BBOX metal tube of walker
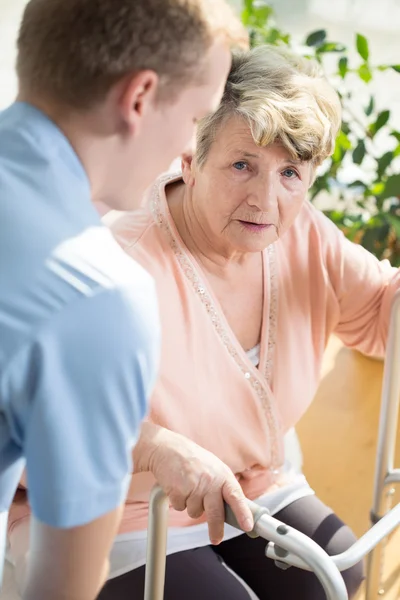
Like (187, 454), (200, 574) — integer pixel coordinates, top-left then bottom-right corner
(144, 489), (349, 600)
(265, 502), (400, 572)
(144, 486), (169, 600)
(225, 502), (348, 600)
(366, 291), (400, 599)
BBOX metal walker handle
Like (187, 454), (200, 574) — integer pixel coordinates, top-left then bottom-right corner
(266, 502), (400, 573)
(144, 487), (348, 600)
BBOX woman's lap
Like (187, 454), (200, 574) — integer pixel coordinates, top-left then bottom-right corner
(97, 545), (253, 600)
(97, 495), (364, 600)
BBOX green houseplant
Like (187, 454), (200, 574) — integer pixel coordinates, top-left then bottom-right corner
(240, 0), (400, 265)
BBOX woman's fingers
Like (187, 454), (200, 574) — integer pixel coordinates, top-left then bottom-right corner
(168, 492), (189, 512)
(148, 427), (253, 541)
(185, 495), (205, 520)
(203, 491), (225, 545)
(222, 479), (253, 532)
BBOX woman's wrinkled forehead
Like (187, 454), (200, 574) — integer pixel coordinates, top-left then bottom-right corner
(204, 115), (310, 166)
(212, 116), (256, 154)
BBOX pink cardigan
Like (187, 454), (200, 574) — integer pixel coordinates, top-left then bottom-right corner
(112, 173), (400, 533)
(8, 172), (400, 536)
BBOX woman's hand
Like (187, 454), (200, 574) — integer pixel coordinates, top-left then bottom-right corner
(134, 423), (254, 545)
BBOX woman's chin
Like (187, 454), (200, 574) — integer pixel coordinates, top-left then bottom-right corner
(235, 230), (278, 252)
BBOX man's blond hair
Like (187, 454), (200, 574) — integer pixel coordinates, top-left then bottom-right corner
(196, 45), (342, 168)
(17, 0), (247, 110)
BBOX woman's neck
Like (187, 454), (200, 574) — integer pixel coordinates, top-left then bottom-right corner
(167, 181), (254, 276)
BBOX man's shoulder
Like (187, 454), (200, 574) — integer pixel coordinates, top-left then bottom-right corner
(0, 221), (157, 371)
(50, 222), (155, 290)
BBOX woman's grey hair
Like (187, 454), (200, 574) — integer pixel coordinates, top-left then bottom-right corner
(195, 45), (342, 168)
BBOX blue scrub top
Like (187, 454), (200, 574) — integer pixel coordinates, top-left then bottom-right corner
(0, 102), (160, 528)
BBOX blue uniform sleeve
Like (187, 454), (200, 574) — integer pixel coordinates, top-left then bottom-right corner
(6, 285), (159, 528)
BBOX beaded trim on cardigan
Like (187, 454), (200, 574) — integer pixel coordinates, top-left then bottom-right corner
(149, 173), (283, 470)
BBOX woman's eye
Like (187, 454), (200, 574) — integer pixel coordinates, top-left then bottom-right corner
(233, 161), (248, 171)
(282, 168), (298, 179)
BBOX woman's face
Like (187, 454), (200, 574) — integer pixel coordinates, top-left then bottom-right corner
(186, 116), (312, 254)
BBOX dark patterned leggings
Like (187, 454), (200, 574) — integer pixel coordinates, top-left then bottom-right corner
(97, 495), (365, 600)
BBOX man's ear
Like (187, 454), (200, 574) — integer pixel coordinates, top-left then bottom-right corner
(181, 152), (195, 187)
(120, 70), (159, 133)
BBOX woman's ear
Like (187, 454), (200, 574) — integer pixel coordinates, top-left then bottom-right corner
(119, 70), (159, 134)
(181, 152), (195, 187)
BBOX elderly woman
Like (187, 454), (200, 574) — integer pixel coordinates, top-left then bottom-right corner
(9, 46), (400, 599)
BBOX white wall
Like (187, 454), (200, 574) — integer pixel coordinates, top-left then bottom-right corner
(0, 0), (28, 108)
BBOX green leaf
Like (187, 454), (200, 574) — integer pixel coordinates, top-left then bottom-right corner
(274, 29), (290, 44)
(391, 131), (400, 143)
(377, 151), (394, 178)
(338, 130), (352, 149)
(248, 29), (257, 47)
(241, 0), (254, 23)
(338, 57), (348, 78)
(323, 210), (346, 226)
(306, 29), (327, 47)
(391, 65), (400, 73)
(352, 140), (366, 165)
(265, 28), (280, 44)
(310, 173), (331, 201)
(379, 174), (400, 201)
(341, 121), (350, 135)
(253, 5), (273, 23)
(394, 144), (400, 158)
(369, 110), (390, 137)
(365, 96), (374, 116)
(356, 33), (369, 61)
(370, 182), (385, 196)
(358, 63), (372, 83)
(361, 223), (390, 256)
(331, 130), (351, 163)
(243, 1), (273, 28)
(241, 7), (250, 25)
(316, 42), (346, 53)
(265, 27), (289, 44)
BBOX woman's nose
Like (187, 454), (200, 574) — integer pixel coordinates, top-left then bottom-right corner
(249, 176), (278, 211)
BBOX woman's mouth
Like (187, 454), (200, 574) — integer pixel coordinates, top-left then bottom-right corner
(237, 220), (272, 233)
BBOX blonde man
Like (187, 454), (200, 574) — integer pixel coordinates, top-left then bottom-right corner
(0, 1), (252, 599)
